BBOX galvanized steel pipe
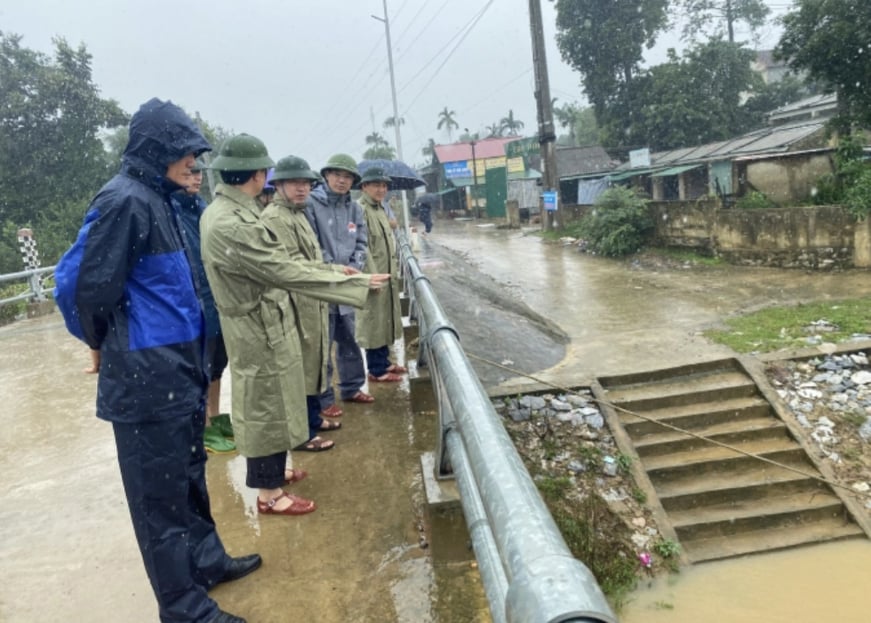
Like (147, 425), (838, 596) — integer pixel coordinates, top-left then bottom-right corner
(399, 236), (615, 623)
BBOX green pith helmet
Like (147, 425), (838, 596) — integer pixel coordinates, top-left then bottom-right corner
(272, 155), (319, 183)
(210, 133), (274, 171)
(360, 167), (391, 185)
(320, 153), (361, 184)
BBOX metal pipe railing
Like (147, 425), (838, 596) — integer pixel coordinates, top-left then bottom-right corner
(0, 266), (54, 306)
(398, 235), (615, 623)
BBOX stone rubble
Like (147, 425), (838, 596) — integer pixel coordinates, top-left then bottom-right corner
(767, 352), (871, 515)
(493, 390), (664, 567)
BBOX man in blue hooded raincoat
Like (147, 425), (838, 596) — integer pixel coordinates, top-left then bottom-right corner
(54, 98), (257, 623)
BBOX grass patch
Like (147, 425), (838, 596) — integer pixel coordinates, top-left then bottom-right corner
(647, 246), (723, 266)
(550, 498), (639, 606)
(631, 486), (648, 504)
(537, 475), (572, 502)
(537, 219), (586, 241)
(0, 283), (29, 325)
(704, 298), (871, 353)
(839, 410), (868, 429)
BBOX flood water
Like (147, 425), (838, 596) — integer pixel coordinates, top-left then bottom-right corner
(4, 220), (871, 622)
(425, 221), (871, 623)
(621, 540), (871, 622)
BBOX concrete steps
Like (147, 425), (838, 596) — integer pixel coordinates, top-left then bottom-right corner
(598, 358), (865, 564)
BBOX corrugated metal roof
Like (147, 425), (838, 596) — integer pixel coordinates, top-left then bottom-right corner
(608, 167), (664, 181)
(433, 137), (520, 163)
(731, 122), (824, 154)
(650, 164), (703, 177)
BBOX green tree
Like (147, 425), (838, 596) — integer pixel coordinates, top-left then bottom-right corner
(573, 106), (601, 146)
(679, 0), (771, 43)
(777, 0), (871, 132)
(190, 112), (232, 201)
(437, 107), (459, 141)
(579, 186), (653, 256)
(383, 115), (405, 129)
(363, 132), (395, 160)
(421, 137), (437, 163)
(601, 40), (762, 151)
(741, 75), (809, 128)
(485, 123), (504, 138)
(0, 33), (128, 271)
(499, 109), (525, 137)
(553, 0), (670, 121)
(554, 101), (581, 145)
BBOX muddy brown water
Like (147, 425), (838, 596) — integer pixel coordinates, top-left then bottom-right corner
(4, 220), (871, 621)
(425, 221), (871, 622)
(621, 540), (871, 622)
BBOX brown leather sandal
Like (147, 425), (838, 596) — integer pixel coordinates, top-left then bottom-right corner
(368, 372), (402, 383)
(320, 404), (344, 418)
(284, 468), (308, 485)
(293, 436), (335, 452)
(257, 492), (316, 515)
(344, 390), (375, 403)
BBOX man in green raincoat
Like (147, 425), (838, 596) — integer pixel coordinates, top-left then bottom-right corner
(356, 167), (406, 382)
(200, 135), (389, 516)
(260, 156), (344, 445)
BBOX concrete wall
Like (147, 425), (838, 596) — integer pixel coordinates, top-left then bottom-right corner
(649, 200), (718, 251)
(716, 205), (855, 269)
(743, 153), (834, 204)
(644, 201), (868, 270)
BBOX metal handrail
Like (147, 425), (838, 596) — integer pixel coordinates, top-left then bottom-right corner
(0, 266), (54, 306)
(397, 233), (616, 623)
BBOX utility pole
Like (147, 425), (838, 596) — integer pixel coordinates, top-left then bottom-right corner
(372, 0), (411, 234)
(528, 0), (559, 231)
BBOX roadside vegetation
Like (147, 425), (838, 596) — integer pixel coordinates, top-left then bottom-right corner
(704, 298), (871, 353)
(539, 187), (653, 258)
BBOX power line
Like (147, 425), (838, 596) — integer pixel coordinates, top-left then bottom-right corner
(294, 34), (388, 149)
(392, 0), (438, 51)
(401, 0), (496, 114)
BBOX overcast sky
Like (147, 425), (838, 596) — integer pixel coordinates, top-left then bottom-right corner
(0, 0), (788, 170)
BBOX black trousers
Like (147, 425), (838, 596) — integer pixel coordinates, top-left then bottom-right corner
(246, 451), (287, 489)
(113, 411), (228, 623)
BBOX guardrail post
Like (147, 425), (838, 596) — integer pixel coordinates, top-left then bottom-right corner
(17, 228), (46, 301)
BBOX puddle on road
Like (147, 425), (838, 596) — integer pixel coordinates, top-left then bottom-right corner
(620, 539), (871, 623)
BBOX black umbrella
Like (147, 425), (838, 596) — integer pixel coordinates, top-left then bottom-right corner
(357, 158), (425, 191)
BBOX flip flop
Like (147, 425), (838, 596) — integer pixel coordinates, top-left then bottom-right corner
(284, 468), (308, 484)
(293, 436), (335, 452)
(344, 391), (375, 403)
(318, 419), (342, 432)
(387, 363), (408, 374)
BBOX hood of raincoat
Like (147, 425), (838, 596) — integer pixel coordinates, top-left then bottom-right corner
(122, 98), (211, 175)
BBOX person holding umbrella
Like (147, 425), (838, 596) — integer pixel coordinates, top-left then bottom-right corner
(356, 166), (407, 382)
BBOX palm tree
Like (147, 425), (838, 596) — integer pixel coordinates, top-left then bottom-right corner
(365, 131), (389, 147)
(499, 109), (525, 137)
(383, 115), (405, 129)
(485, 123), (503, 138)
(421, 137), (437, 163)
(437, 107), (459, 142)
(553, 102), (581, 146)
(363, 143), (396, 160)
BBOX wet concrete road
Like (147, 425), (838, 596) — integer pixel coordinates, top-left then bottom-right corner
(423, 219), (871, 388)
(0, 316), (452, 622)
(4, 219), (871, 622)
